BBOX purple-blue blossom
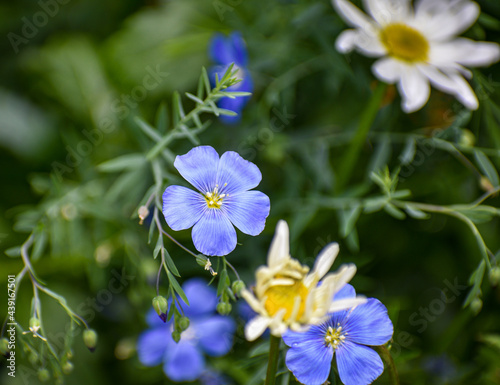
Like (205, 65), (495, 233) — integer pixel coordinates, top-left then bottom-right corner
(209, 32), (253, 124)
(162, 146), (270, 256)
(137, 279), (236, 382)
(283, 284), (393, 385)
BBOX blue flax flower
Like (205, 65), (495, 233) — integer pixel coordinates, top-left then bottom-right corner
(162, 146), (270, 256)
(283, 284), (393, 385)
(209, 32), (253, 124)
(137, 279), (236, 382)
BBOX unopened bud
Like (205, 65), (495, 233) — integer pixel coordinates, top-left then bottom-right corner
(62, 361), (74, 374)
(196, 254), (208, 267)
(470, 297), (483, 315)
(83, 329), (98, 352)
(231, 280), (245, 295)
(29, 317), (41, 333)
(38, 369), (50, 382)
(459, 129), (475, 147)
(489, 267), (500, 286)
(138, 205), (150, 225)
(0, 338), (9, 357)
(152, 296), (168, 322)
(29, 352), (38, 365)
(217, 302), (232, 315)
(172, 330), (181, 343)
(178, 317), (190, 332)
(480, 176), (494, 192)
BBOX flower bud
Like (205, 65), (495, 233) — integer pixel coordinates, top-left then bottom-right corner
(217, 302), (232, 315)
(152, 296), (168, 322)
(0, 338), (9, 357)
(83, 329), (98, 352)
(178, 316), (190, 332)
(480, 176), (494, 192)
(138, 206), (150, 225)
(231, 280), (245, 295)
(29, 317), (41, 333)
(196, 254), (208, 267)
(29, 352), (38, 365)
(62, 361), (74, 374)
(470, 297), (483, 315)
(38, 368), (50, 382)
(172, 330), (181, 343)
(489, 267), (500, 287)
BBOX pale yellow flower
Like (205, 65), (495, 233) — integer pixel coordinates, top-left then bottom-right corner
(241, 220), (365, 341)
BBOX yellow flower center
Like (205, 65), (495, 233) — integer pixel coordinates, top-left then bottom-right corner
(325, 324), (346, 349)
(264, 281), (309, 321)
(380, 23), (429, 63)
(204, 184), (226, 209)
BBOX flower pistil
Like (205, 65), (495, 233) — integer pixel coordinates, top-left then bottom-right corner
(380, 23), (429, 63)
(204, 184), (227, 209)
(324, 323), (347, 349)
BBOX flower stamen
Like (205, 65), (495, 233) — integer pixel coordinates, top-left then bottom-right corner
(325, 325), (346, 349)
(380, 23), (429, 63)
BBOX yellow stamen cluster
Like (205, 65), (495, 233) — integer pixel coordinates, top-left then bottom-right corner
(380, 23), (429, 63)
(325, 323), (346, 349)
(204, 184), (227, 209)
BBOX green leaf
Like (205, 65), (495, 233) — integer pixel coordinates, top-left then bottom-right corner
(479, 334), (500, 351)
(399, 137), (416, 165)
(463, 260), (485, 307)
(405, 204), (430, 219)
(153, 235), (162, 259)
(217, 108), (238, 117)
(5, 246), (21, 257)
(164, 248), (180, 277)
(155, 102), (169, 134)
(97, 153), (146, 173)
(185, 92), (204, 105)
(217, 269), (229, 297)
(148, 217), (157, 245)
(168, 271), (189, 305)
(474, 150), (499, 187)
(339, 204), (362, 238)
(455, 206), (496, 224)
(172, 91), (184, 125)
(32, 230), (48, 261)
(201, 67), (212, 95)
(384, 203), (406, 220)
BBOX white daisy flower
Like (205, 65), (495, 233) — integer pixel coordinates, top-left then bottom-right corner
(241, 220), (366, 341)
(333, 0), (500, 112)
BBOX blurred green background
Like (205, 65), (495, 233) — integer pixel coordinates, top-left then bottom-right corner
(1, 0), (500, 384)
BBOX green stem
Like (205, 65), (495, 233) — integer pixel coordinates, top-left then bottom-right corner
(374, 345), (399, 385)
(336, 82), (387, 192)
(265, 335), (281, 385)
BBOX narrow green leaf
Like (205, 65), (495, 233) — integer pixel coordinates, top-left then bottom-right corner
(339, 205), (362, 238)
(384, 203), (406, 220)
(405, 204), (430, 219)
(148, 217), (157, 244)
(464, 260), (485, 307)
(168, 271), (189, 305)
(217, 108), (238, 117)
(201, 67), (212, 95)
(5, 246), (21, 257)
(399, 137), (416, 165)
(197, 72), (205, 100)
(217, 269), (228, 296)
(97, 154), (146, 173)
(192, 113), (203, 128)
(474, 150), (499, 187)
(185, 92), (204, 105)
(164, 248), (180, 277)
(32, 230), (48, 261)
(153, 235), (162, 260)
(155, 103), (169, 134)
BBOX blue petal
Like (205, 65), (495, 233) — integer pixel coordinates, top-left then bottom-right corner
(137, 327), (171, 366)
(174, 146), (219, 193)
(333, 283), (356, 300)
(162, 185), (205, 230)
(164, 341), (205, 382)
(343, 298), (393, 346)
(182, 278), (218, 318)
(228, 32), (248, 66)
(224, 191), (270, 236)
(209, 32), (248, 66)
(196, 316), (236, 356)
(284, 325), (333, 385)
(216, 151), (262, 195)
(192, 209), (237, 256)
(336, 341), (384, 385)
(209, 33), (234, 65)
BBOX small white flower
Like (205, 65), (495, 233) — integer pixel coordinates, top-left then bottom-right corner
(241, 220), (365, 341)
(333, 0), (500, 112)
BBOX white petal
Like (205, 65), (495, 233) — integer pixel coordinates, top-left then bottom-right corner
(372, 57), (404, 83)
(363, 0), (411, 25)
(267, 220), (290, 268)
(431, 39), (500, 68)
(241, 289), (265, 314)
(328, 296), (367, 312)
(415, 0), (479, 41)
(310, 243), (339, 280)
(333, 0), (376, 31)
(245, 316), (271, 341)
(419, 65), (479, 110)
(331, 264), (357, 293)
(397, 64), (431, 113)
(336, 29), (386, 57)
